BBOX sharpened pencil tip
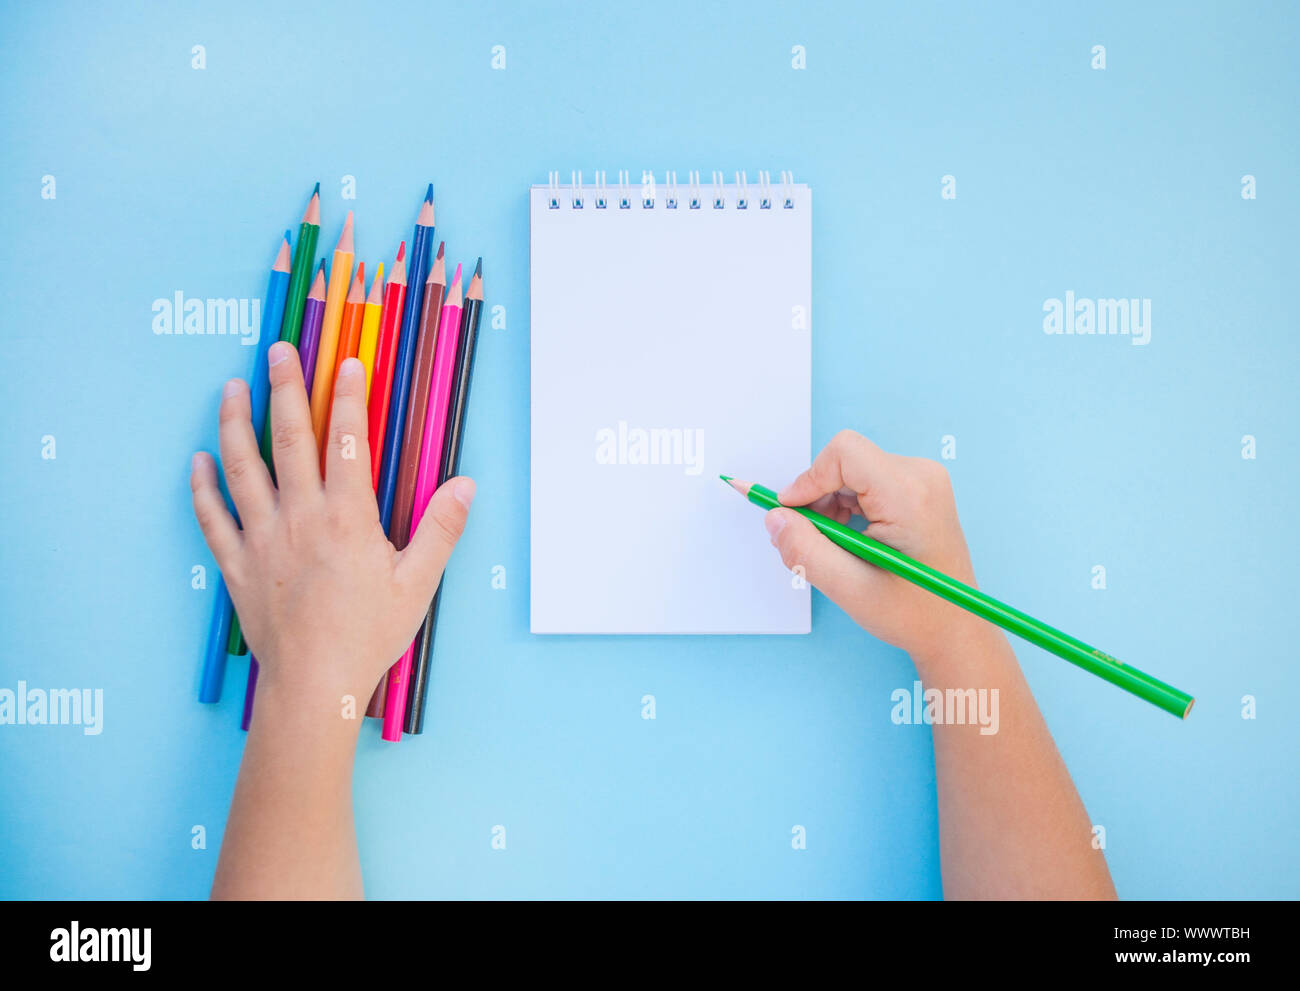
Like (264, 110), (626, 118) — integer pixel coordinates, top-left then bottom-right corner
(435, 241), (445, 260)
(337, 211), (355, 252)
(273, 235), (292, 272)
(397, 240), (406, 261)
(720, 475), (732, 484)
(313, 181), (320, 195)
(473, 257), (482, 278)
(425, 182), (433, 202)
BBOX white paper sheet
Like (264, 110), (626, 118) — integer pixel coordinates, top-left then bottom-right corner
(530, 181), (811, 634)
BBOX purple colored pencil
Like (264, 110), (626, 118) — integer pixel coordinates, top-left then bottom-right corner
(241, 659), (259, 731)
(298, 261), (328, 390)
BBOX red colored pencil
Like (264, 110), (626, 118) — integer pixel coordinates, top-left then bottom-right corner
(367, 242), (408, 491)
(364, 246), (407, 718)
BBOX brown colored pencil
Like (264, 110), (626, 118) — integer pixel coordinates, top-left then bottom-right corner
(390, 242), (447, 551)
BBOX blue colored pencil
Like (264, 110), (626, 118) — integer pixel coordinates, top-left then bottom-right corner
(375, 184), (434, 533)
(199, 232), (292, 703)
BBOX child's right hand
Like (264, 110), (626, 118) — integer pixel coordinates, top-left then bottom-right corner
(763, 430), (985, 665)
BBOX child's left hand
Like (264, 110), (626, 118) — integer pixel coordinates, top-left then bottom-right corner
(190, 341), (475, 714)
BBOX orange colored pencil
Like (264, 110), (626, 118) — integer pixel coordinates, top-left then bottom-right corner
(336, 262), (366, 368)
(320, 262), (367, 474)
(367, 242), (408, 491)
(309, 212), (355, 449)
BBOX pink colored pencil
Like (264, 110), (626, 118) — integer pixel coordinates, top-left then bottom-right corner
(381, 265), (463, 742)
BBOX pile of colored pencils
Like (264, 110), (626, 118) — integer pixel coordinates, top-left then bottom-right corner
(198, 183), (486, 742)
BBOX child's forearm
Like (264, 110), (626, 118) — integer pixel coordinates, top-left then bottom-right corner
(913, 611), (1117, 900)
(194, 350), (472, 900)
(210, 679), (364, 900)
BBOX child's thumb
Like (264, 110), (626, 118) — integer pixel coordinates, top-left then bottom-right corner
(399, 476), (476, 595)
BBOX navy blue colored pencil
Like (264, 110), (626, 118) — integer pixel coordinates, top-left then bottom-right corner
(374, 185), (434, 533)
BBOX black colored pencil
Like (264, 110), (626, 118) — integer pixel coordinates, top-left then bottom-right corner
(405, 259), (484, 734)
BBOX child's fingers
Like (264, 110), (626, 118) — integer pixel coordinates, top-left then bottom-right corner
(265, 342), (322, 504)
(778, 429), (896, 509)
(191, 451), (242, 572)
(397, 477), (475, 596)
(759, 504), (894, 613)
(324, 359), (377, 513)
(765, 506), (888, 610)
(217, 378), (275, 526)
(806, 491), (852, 524)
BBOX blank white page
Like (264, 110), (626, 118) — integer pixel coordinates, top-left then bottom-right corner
(530, 181), (811, 634)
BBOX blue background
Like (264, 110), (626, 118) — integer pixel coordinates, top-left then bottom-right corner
(1, 0), (1296, 899)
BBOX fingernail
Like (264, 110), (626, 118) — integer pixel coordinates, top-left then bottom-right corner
(268, 342), (291, 367)
(191, 452), (203, 473)
(340, 357), (362, 379)
(452, 478), (476, 509)
(222, 379), (242, 399)
(764, 510), (786, 542)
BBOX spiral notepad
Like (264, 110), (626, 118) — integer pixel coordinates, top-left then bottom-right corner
(530, 170), (811, 634)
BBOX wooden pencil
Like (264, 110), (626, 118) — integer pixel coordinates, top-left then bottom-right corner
(320, 263), (367, 474)
(240, 652), (260, 731)
(297, 261), (328, 396)
(384, 263), (462, 740)
(375, 186), (435, 534)
(231, 185), (319, 656)
(277, 185), (321, 350)
(439, 261), (483, 485)
(357, 262), (385, 401)
(363, 246), (410, 721)
(199, 231), (291, 703)
(390, 242), (446, 556)
(241, 260), (325, 728)
(367, 243), (408, 491)
(406, 259), (483, 735)
(309, 212), (356, 449)
(337, 262), (367, 368)
(722, 478), (1196, 718)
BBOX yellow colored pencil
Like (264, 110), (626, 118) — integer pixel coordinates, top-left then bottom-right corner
(309, 211), (355, 447)
(358, 261), (385, 401)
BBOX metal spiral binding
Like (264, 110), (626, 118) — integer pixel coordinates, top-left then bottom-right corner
(546, 171), (797, 209)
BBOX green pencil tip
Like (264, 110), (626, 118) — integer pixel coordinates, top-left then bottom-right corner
(719, 474), (733, 484)
(312, 181), (320, 196)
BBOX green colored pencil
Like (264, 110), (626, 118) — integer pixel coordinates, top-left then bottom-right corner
(722, 476), (1194, 719)
(228, 184), (322, 656)
(260, 184), (320, 461)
